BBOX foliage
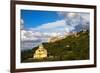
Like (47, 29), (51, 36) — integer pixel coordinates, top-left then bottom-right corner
(21, 30), (89, 62)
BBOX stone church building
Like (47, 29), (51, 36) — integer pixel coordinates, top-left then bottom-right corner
(33, 44), (47, 59)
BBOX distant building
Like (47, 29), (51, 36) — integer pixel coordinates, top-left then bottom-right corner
(82, 29), (87, 33)
(67, 31), (79, 37)
(33, 44), (47, 59)
(48, 35), (67, 43)
(48, 36), (58, 42)
(72, 32), (79, 37)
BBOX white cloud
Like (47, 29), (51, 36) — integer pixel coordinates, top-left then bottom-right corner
(30, 19), (74, 33)
(67, 12), (78, 18)
(80, 13), (90, 22)
(58, 12), (89, 21)
(21, 19), (24, 29)
(21, 30), (43, 50)
(21, 29), (43, 41)
(57, 12), (90, 31)
(33, 20), (66, 30)
(21, 40), (42, 50)
(21, 19), (24, 24)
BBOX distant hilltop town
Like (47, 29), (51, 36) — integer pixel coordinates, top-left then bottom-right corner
(47, 31), (81, 43)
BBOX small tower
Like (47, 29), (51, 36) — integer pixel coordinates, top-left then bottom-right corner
(33, 44), (47, 59)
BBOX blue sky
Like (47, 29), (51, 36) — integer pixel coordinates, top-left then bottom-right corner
(21, 10), (63, 29)
(21, 10), (89, 33)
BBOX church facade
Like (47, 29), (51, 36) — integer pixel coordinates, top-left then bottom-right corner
(33, 44), (47, 59)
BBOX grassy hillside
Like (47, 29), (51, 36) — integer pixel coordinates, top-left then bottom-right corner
(21, 30), (89, 62)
